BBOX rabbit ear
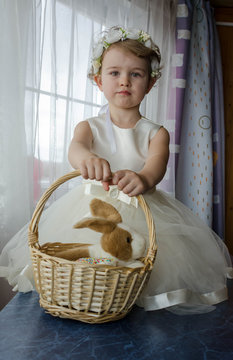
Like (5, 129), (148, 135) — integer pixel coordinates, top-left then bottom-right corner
(73, 218), (117, 234)
(90, 199), (122, 223)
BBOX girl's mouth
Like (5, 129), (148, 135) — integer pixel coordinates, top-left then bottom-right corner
(118, 91), (131, 95)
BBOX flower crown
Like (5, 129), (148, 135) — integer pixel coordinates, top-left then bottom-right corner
(89, 26), (162, 80)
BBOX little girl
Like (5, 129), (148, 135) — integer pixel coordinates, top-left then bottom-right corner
(0, 26), (232, 315)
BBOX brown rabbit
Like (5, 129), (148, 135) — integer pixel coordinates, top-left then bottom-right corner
(48, 198), (146, 265)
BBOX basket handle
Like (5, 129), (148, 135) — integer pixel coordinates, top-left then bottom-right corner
(28, 169), (157, 269)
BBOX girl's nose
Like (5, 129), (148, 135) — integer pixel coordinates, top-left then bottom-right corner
(120, 74), (130, 87)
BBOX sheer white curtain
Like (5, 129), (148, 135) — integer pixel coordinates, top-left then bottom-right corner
(0, 0), (177, 251)
(0, 0), (32, 250)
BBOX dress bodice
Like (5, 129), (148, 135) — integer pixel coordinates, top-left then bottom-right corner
(86, 113), (161, 172)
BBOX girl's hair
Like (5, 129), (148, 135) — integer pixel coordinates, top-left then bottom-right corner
(88, 26), (162, 81)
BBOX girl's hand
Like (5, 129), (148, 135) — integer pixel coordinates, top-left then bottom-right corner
(112, 170), (148, 197)
(79, 156), (112, 182)
(69, 121), (112, 183)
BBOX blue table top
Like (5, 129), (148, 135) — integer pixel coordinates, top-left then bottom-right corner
(0, 281), (233, 360)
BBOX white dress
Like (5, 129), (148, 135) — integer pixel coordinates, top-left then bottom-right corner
(1, 113), (232, 315)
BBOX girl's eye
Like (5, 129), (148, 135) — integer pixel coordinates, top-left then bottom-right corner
(110, 71), (119, 76)
(131, 72), (141, 77)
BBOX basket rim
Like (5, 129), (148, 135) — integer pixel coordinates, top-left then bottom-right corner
(28, 169), (157, 270)
(31, 245), (146, 272)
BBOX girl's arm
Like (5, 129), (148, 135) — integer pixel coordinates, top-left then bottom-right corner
(111, 127), (170, 196)
(68, 121), (112, 181)
(139, 127), (170, 188)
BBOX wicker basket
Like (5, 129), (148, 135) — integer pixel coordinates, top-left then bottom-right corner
(28, 170), (157, 323)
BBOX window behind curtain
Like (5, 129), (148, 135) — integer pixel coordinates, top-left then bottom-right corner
(25, 0), (106, 205)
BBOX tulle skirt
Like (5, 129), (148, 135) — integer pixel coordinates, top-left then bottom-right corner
(1, 180), (232, 315)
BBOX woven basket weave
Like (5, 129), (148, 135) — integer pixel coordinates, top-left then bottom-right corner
(28, 170), (157, 323)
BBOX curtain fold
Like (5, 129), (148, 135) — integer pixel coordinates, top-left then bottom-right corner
(175, 0), (225, 238)
(206, 2), (225, 239)
(0, 0), (33, 250)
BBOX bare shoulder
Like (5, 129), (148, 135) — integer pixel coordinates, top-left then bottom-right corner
(151, 126), (170, 145)
(73, 120), (92, 140)
(74, 120), (91, 132)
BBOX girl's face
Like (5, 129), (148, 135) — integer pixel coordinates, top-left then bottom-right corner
(95, 46), (155, 112)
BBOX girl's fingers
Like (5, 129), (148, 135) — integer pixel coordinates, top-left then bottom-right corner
(80, 164), (88, 179)
(127, 184), (144, 197)
(112, 170), (126, 185)
(95, 163), (111, 182)
(102, 181), (111, 191)
(102, 162), (112, 181)
(121, 182), (136, 195)
(126, 188), (138, 197)
(94, 168), (145, 196)
(117, 177), (130, 191)
(117, 171), (136, 190)
(82, 158), (111, 181)
(87, 164), (95, 179)
(95, 165), (103, 181)
(114, 171), (145, 196)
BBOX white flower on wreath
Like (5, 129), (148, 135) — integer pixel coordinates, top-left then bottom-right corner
(144, 39), (152, 48)
(151, 58), (159, 71)
(104, 28), (124, 46)
(93, 42), (104, 59)
(92, 59), (101, 74)
(150, 57), (160, 78)
(140, 31), (151, 43)
(127, 29), (141, 40)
